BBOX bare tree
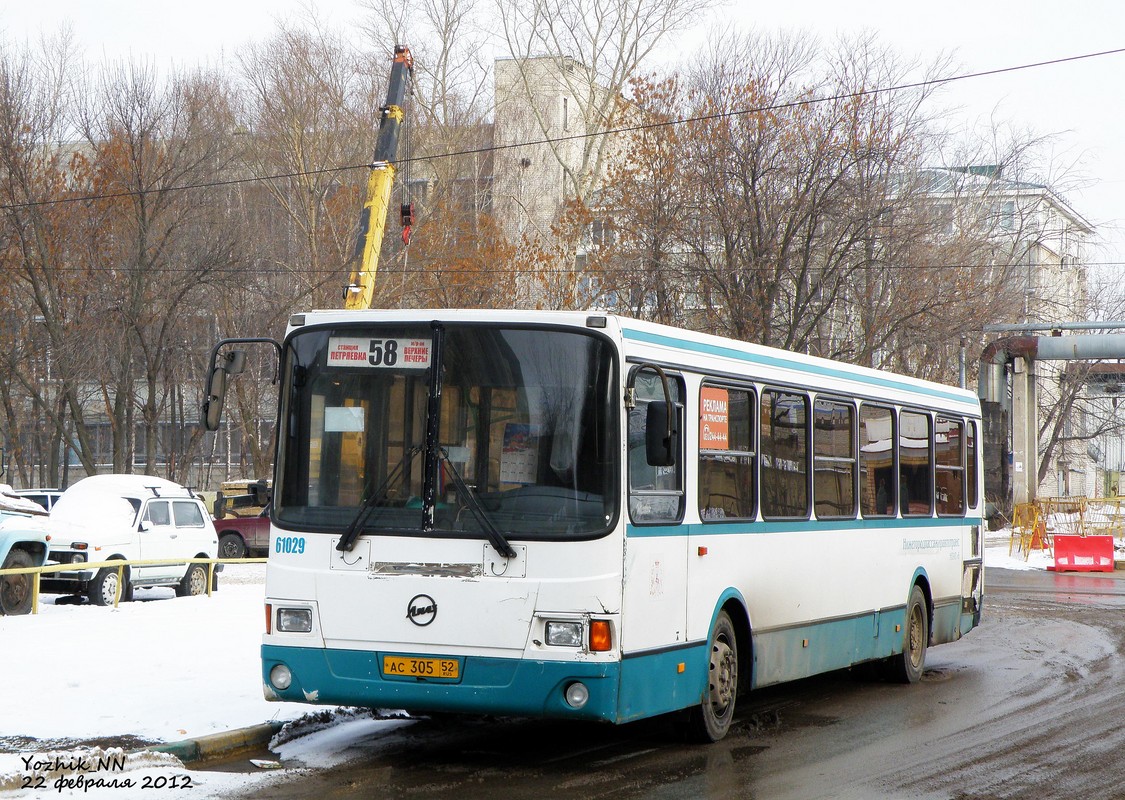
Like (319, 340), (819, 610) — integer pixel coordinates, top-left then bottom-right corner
(0, 31), (99, 483)
(73, 61), (241, 475)
(227, 21), (384, 478)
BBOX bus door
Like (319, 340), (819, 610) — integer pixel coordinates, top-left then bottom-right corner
(622, 369), (688, 658)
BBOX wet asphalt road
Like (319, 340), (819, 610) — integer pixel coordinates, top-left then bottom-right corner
(240, 567), (1125, 800)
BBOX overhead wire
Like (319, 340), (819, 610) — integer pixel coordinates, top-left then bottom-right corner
(16, 258), (1125, 276)
(1, 46), (1123, 214)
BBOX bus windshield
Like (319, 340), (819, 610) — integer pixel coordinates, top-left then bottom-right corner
(275, 324), (618, 541)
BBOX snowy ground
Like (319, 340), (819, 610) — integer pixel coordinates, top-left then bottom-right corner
(0, 533), (1112, 799)
(0, 564), (414, 799)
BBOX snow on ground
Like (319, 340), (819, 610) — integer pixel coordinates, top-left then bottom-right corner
(0, 564), (415, 799)
(0, 532), (1113, 798)
(984, 530), (1056, 571)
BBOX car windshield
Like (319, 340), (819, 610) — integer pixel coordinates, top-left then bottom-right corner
(275, 323), (618, 541)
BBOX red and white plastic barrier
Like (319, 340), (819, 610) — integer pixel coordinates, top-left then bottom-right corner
(1051, 535), (1115, 572)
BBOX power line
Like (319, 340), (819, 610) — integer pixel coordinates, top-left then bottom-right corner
(13, 258), (1125, 277)
(1, 46), (1123, 213)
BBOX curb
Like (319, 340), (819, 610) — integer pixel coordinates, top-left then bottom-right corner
(142, 721), (285, 764)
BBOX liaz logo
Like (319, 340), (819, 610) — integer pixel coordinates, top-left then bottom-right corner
(406, 594), (437, 626)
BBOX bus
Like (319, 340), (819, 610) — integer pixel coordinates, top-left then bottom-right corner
(217, 309), (983, 742)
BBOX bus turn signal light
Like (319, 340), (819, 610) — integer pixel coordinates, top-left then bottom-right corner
(265, 604), (273, 635)
(589, 620), (612, 652)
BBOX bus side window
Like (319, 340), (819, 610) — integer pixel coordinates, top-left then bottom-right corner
(935, 416), (965, 516)
(628, 371), (684, 524)
(899, 410), (933, 517)
(860, 404), (895, 517)
(699, 384), (755, 521)
(760, 390), (809, 519)
(813, 398), (857, 519)
(966, 420), (979, 510)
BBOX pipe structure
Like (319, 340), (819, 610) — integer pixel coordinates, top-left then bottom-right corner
(978, 336), (1035, 402)
(978, 333), (1125, 509)
(984, 321), (1125, 333)
(978, 334), (1125, 401)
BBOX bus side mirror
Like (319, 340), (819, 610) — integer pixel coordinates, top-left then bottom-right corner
(645, 401), (678, 467)
(201, 349), (247, 432)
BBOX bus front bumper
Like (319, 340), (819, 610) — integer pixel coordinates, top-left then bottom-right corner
(262, 643), (622, 722)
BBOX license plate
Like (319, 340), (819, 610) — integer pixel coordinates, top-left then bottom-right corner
(383, 655), (460, 679)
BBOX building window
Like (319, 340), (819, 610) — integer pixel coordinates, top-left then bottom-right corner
(590, 218), (616, 248)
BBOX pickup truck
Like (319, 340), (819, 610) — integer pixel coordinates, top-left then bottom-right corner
(214, 508), (269, 559)
(0, 485), (52, 615)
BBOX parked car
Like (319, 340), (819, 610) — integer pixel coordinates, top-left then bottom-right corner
(11, 488), (64, 513)
(41, 475), (221, 606)
(214, 507), (270, 559)
(213, 478), (272, 559)
(0, 485), (50, 615)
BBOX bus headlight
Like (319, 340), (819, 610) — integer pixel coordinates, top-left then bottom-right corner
(545, 621), (583, 647)
(564, 682), (589, 709)
(277, 608), (313, 633)
(270, 664), (293, 691)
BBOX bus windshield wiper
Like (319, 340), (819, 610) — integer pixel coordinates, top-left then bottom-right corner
(439, 448), (518, 560)
(336, 446), (421, 552)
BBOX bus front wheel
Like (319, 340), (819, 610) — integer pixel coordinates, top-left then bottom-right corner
(681, 609), (738, 742)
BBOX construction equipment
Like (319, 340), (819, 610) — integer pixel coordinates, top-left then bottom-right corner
(343, 45), (414, 310)
(1009, 502), (1046, 560)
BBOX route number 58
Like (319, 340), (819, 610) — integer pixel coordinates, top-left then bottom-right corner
(368, 339), (399, 366)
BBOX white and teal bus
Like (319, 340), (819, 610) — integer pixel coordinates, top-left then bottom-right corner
(215, 310), (982, 742)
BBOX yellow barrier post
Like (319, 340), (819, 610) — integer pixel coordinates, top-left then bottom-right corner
(1, 557), (267, 613)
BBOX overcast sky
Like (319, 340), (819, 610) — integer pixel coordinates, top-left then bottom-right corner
(4, 0), (1125, 268)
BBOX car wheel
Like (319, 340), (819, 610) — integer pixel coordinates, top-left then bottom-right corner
(89, 565), (125, 607)
(0, 549), (35, 615)
(176, 564), (208, 597)
(218, 533), (246, 560)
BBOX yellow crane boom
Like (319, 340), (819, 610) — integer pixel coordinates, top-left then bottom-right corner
(344, 45), (414, 310)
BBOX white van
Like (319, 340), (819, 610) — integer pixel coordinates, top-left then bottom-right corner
(41, 475), (220, 606)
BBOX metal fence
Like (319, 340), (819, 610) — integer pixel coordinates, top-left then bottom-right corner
(0, 556), (267, 614)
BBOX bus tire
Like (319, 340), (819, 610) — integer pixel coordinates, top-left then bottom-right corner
(889, 585), (929, 683)
(682, 609), (738, 742)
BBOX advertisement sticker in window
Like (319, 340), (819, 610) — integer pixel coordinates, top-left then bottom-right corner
(700, 387), (730, 450)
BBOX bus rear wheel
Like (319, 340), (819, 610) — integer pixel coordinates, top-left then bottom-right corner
(887, 585), (929, 683)
(681, 609), (738, 742)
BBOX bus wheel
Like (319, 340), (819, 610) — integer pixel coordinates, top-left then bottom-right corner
(889, 585), (929, 683)
(682, 609), (738, 742)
